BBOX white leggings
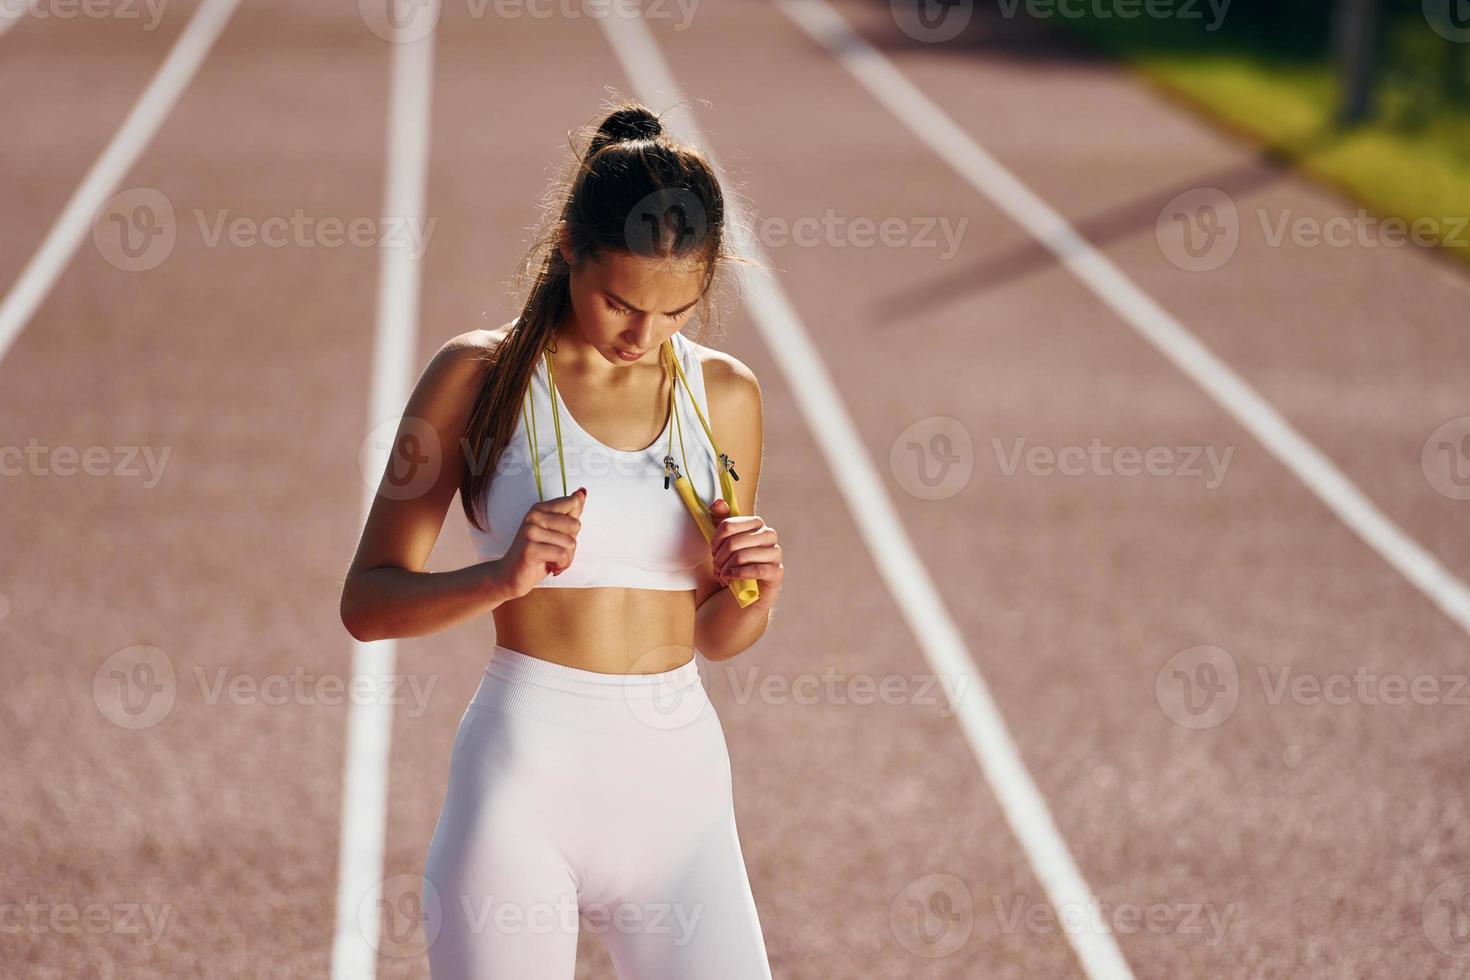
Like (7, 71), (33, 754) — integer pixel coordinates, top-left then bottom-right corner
(421, 644), (773, 979)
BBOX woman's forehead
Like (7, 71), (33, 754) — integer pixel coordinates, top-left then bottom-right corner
(593, 252), (706, 308)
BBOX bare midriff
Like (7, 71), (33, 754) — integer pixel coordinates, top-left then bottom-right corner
(491, 586), (699, 674)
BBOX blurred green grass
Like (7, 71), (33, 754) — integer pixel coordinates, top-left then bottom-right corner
(1053, 6), (1470, 262)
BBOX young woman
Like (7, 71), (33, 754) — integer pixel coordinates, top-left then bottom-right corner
(339, 101), (782, 978)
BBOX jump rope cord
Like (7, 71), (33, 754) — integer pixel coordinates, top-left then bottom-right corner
(662, 337), (725, 467)
(520, 335), (759, 607)
(521, 346), (569, 502)
(521, 336), (717, 505)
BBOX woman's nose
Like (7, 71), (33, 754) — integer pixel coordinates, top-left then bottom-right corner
(623, 320), (655, 348)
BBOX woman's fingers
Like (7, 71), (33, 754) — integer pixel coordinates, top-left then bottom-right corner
(718, 561), (782, 585)
(523, 522), (578, 549)
(711, 526), (778, 570)
(527, 509), (582, 537)
(528, 540), (574, 574)
(716, 544), (781, 578)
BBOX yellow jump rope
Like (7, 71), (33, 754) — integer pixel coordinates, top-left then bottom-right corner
(522, 337), (760, 608)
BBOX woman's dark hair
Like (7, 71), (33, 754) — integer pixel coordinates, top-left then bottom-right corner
(458, 96), (757, 531)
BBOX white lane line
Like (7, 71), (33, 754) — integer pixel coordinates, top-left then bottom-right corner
(0, 0), (33, 40)
(0, 0), (240, 365)
(329, 12), (438, 980)
(773, 0), (1470, 637)
(597, 10), (1136, 980)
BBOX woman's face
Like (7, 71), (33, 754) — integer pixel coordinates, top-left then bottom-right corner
(560, 240), (706, 367)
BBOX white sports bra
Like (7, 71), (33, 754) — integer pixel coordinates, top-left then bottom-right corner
(467, 328), (724, 591)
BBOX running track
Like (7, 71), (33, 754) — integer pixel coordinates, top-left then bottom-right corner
(3, 2), (1469, 978)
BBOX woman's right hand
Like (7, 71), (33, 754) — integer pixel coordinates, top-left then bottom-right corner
(490, 487), (587, 600)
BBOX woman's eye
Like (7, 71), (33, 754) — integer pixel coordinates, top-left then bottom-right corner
(606, 300), (690, 321)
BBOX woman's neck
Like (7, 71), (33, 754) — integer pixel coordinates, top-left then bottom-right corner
(549, 314), (665, 390)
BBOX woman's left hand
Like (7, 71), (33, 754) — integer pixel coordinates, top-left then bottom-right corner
(708, 498), (783, 607)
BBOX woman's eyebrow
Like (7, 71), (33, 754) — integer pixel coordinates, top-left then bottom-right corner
(604, 290), (700, 316)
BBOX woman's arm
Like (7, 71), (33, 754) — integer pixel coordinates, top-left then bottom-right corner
(693, 352), (783, 662)
(339, 328), (519, 642)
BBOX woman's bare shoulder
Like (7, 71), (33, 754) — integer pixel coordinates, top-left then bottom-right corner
(685, 335), (764, 512)
(406, 323), (510, 419)
(440, 321), (511, 360)
(685, 334), (760, 405)
(427, 322), (512, 379)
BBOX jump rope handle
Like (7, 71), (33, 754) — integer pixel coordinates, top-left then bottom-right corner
(715, 464), (761, 609)
(662, 341), (761, 609)
(671, 470), (761, 609)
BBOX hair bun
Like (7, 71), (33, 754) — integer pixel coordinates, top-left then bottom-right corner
(592, 105), (662, 150)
